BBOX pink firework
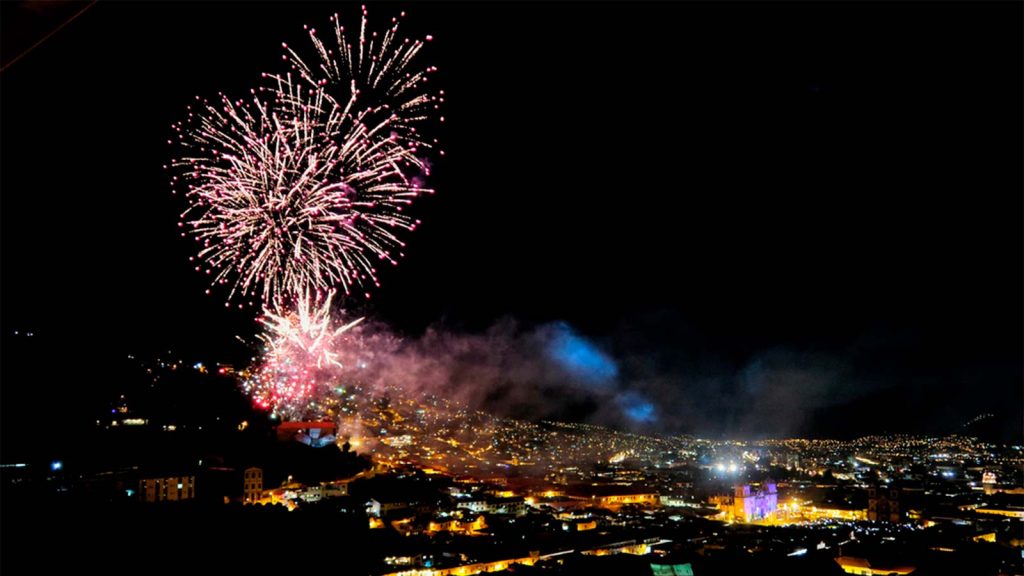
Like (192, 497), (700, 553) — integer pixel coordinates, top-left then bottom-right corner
(169, 9), (440, 307)
(171, 74), (429, 306)
(280, 5), (443, 160)
(242, 290), (365, 419)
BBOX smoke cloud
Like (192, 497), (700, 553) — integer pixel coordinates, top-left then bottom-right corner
(327, 315), (888, 438)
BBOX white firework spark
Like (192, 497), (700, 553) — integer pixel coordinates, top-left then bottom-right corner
(171, 72), (428, 306)
(241, 290), (366, 419)
(281, 5), (443, 159)
(259, 290), (365, 371)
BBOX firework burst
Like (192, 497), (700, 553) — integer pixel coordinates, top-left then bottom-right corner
(259, 290), (365, 371)
(171, 77), (429, 306)
(280, 6), (443, 158)
(170, 8), (439, 307)
(170, 8), (441, 424)
(242, 290), (366, 418)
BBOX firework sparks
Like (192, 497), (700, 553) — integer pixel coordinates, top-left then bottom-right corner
(242, 290), (367, 419)
(170, 8), (441, 426)
(281, 6), (443, 158)
(259, 291), (364, 371)
(170, 8), (439, 307)
(171, 79), (427, 306)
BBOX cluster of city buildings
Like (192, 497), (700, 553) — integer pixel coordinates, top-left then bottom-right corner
(5, 361), (1020, 575)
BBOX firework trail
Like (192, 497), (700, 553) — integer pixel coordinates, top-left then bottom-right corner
(170, 7), (439, 307)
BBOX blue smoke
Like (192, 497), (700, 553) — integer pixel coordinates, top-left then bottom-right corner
(547, 322), (618, 384)
(621, 392), (657, 423)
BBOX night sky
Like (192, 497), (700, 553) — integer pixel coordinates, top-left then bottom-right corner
(2, 3), (1021, 442)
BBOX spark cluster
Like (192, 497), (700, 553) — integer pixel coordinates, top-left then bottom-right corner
(169, 8), (440, 309)
(242, 291), (367, 419)
(169, 7), (442, 420)
(281, 7), (443, 156)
